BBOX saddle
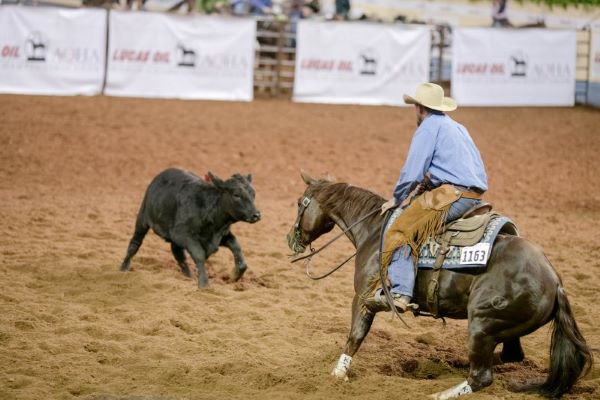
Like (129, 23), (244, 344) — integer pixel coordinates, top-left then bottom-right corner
(423, 202), (507, 316)
(435, 202), (494, 247)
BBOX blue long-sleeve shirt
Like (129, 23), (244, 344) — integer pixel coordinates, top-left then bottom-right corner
(393, 113), (488, 204)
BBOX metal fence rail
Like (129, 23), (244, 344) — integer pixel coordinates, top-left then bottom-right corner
(254, 16), (295, 96)
(576, 29), (592, 104)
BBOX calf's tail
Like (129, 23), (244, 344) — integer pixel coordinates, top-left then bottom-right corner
(539, 286), (593, 398)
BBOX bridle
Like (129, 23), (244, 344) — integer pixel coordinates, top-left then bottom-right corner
(291, 196), (313, 250)
(290, 195), (379, 280)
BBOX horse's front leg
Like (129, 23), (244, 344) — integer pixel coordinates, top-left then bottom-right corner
(332, 294), (374, 381)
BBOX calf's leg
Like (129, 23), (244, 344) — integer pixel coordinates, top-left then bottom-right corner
(185, 241), (209, 288)
(220, 232), (247, 281)
(120, 221), (149, 272)
(171, 243), (191, 277)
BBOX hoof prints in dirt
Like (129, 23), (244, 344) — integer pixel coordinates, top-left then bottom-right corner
(379, 357), (460, 379)
(84, 396), (172, 400)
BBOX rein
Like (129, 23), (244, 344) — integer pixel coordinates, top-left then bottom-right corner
(290, 199), (380, 280)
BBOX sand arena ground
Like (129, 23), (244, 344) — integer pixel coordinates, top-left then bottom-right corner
(0, 95), (599, 400)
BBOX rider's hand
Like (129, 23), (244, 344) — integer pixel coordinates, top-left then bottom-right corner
(381, 198), (397, 215)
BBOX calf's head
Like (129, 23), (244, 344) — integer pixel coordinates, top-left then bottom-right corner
(208, 172), (261, 223)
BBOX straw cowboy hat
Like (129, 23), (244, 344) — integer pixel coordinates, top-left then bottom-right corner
(403, 82), (457, 112)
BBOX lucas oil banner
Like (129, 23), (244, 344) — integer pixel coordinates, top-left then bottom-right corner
(451, 28), (577, 106)
(105, 12), (255, 101)
(293, 21), (430, 106)
(0, 6), (107, 96)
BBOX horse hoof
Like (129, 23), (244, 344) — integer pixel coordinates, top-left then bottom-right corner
(331, 369), (349, 381)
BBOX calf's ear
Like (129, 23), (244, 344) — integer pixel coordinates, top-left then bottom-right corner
(207, 172), (225, 188)
(246, 174), (252, 183)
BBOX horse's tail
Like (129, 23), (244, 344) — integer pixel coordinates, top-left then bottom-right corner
(539, 286), (593, 398)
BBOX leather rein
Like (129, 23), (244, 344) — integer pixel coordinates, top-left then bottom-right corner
(290, 196), (380, 280)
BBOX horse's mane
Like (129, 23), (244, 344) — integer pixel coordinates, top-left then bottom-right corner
(311, 181), (385, 219)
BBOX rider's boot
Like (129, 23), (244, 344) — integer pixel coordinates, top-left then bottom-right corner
(365, 288), (418, 313)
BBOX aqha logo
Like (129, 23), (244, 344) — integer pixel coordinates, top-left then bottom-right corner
(398, 61), (428, 80)
(195, 53), (250, 75)
(52, 47), (101, 64)
(177, 43), (195, 67)
(358, 49), (377, 76)
(509, 51), (528, 77)
(531, 62), (572, 81)
(25, 31), (47, 62)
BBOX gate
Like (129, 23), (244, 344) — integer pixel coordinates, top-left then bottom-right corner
(254, 16), (296, 96)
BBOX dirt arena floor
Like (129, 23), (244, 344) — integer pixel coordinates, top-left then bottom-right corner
(1, 94), (599, 400)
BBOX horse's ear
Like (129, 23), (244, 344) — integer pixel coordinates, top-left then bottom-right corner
(300, 169), (316, 185)
(324, 171), (336, 182)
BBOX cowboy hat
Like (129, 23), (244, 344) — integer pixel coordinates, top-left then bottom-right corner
(403, 82), (457, 112)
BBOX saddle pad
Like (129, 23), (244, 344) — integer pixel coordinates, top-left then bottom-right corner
(417, 216), (517, 270)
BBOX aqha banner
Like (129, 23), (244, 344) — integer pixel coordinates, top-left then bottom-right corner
(452, 28), (577, 106)
(590, 30), (600, 83)
(105, 12), (255, 101)
(0, 6), (107, 96)
(293, 21), (430, 106)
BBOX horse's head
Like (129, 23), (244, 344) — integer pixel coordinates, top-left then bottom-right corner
(287, 171), (336, 255)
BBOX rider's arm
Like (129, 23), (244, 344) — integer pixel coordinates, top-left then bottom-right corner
(392, 124), (437, 205)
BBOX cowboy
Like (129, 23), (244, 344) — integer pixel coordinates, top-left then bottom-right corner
(367, 82), (488, 313)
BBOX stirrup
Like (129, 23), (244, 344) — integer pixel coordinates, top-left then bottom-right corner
(365, 289), (418, 313)
(392, 294), (419, 313)
(364, 289), (390, 312)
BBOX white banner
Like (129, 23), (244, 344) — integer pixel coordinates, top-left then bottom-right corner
(0, 6), (107, 96)
(105, 12), (255, 101)
(452, 28), (576, 106)
(590, 30), (600, 84)
(293, 21), (430, 106)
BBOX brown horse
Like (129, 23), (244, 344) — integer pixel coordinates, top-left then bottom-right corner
(287, 172), (592, 399)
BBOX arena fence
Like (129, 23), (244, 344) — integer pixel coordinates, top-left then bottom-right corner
(0, 4), (598, 107)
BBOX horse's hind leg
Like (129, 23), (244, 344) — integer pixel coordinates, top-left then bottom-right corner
(332, 294), (375, 380)
(430, 322), (496, 399)
(500, 338), (524, 363)
(171, 243), (191, 277)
